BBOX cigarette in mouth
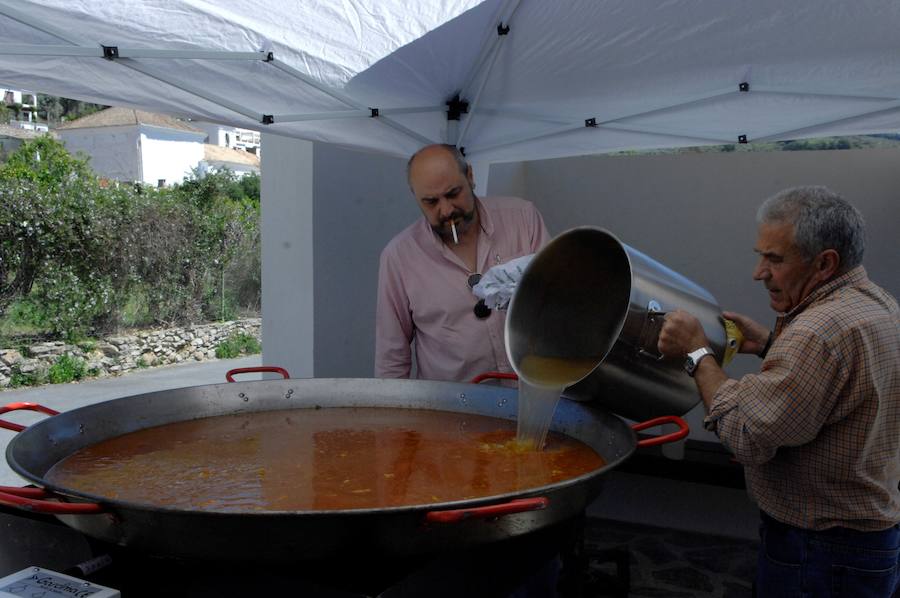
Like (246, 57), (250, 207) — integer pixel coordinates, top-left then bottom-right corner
(450, 220), (459, 244)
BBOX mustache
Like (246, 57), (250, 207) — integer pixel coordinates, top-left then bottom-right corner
(440, 212), (465, 225)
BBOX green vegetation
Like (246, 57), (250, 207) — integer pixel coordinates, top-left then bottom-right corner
(47, 354), (88, 384)
(215, 332), (261, 359)
(8, 367), (42, 388)
(36, 95), (106, 127)
(0, 137), (260, 342)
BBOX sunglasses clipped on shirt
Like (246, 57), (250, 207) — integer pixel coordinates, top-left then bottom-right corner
(467, 273), (491, 319)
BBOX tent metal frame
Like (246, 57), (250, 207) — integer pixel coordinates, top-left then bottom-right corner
(2, 0), (898, 157)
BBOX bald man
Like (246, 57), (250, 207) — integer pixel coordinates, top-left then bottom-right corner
(375, 144), (549, 382)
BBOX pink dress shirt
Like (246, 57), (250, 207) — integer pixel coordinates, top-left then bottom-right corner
(375, 196), (550, 382)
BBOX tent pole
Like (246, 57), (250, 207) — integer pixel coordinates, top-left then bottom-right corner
(458, 0), (522, 102)
(455, 29), (507, 149)
(752, 99), (900, 143)
(269, 58), (434, 146)
(469, 121), (731, 158)
(0, 43), (270, 61)
(117, 58), (265, 123)
(750, 87), (899, 102)
(455, 0), (523, 149)
(275, 106), (442, 123)
(0, 44), (100, 57)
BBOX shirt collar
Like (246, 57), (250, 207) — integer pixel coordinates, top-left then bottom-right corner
(775, 265), (868, 330)
(475, 197), (495, 238)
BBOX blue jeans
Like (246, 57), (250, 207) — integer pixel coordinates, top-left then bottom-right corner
(756, 510), (900, 598)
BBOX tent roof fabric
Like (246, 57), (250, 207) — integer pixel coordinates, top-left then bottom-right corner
(1, 0), (899, 162)
(57, 106), (203, 133)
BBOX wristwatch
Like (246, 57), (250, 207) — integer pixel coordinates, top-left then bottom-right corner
(684, 347), (714, 377)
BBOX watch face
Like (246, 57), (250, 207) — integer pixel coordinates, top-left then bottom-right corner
(684, 348), (711, 376)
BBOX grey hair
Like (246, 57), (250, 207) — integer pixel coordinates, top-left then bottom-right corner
(756, 186), (865, 271)
(406, 144), (468, 186)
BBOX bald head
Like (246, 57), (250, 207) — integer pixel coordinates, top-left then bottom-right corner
(406, 143), (478, 241)
(407, 144), (468, 188)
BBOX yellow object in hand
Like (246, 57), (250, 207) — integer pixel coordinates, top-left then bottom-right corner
(722, 319), (743, 366)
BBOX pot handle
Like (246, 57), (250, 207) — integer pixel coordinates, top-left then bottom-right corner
(0, 486), (105, 514)
(0, 402), (60, 432)
(425, 497), (549, 524)
(632, 415), (690, 447)
(470, 372), (518, 384)
(226, 366), (291, 382)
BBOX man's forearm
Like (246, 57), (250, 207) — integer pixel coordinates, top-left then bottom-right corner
(692, 358), (730, 411)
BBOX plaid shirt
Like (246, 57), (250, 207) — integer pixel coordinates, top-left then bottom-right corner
(706, 266), (900, 531)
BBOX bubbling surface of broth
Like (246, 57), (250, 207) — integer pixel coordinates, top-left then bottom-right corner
(45, 407), (605, 512)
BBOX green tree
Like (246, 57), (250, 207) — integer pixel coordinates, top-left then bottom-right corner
(0, 138), (260, 339)
(37, 95), (64, 125)
(0, 135), (93, 190)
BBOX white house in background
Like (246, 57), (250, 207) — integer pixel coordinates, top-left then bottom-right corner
(56, 107), (205, 186)
(0, 123), (53, 155)
(2, 87), (47, 131)
(198, 143), (260, 177)
(190, 121), (261, 156)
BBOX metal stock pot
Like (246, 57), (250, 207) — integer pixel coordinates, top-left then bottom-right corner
(507, 227), (731, 422)
(1, 376), (686, 562)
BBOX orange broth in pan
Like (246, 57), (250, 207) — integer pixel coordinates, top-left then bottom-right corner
(44, 407), (605, 512)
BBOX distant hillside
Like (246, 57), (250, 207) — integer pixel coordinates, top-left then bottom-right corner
(37, 95), (108, 127)
(1, 94), (107, 128)
(614, 134), (900, 156)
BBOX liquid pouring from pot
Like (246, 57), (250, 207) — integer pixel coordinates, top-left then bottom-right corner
(514, 355), (601, 451)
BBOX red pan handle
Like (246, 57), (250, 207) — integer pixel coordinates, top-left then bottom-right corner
(425, 497), (549, 524)
(0, 486), (104, 514)
(470, 372), (518, 384)
(226, 366), (291, 382)
(632, 415), (690, 447)
(0, 402), (60, 432)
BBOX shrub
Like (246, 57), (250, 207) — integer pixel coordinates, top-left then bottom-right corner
(215, 332), (261, 359)
(47, 354), (88, 384)
(0, 140), (260, 340)
(8, 367), (44, 388)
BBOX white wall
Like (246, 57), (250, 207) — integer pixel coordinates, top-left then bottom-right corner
(57, 126), (141, 182)
(311, 143), (417, 377)
(260, 137), (415, 379)
(260, 133), (316, 378)
(139, 126), (205, 186)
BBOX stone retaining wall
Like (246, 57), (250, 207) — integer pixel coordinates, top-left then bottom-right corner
(0, 318), (260, 388)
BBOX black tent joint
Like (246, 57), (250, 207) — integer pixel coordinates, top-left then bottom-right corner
(497, 23), (510, 36)
(738, 134), (748, 143)
(446, 95), (469, 121)
(102, 46), (119, 60)
(262, 114), (274, 125)
(265, 51), (274, 62)
(585, 117), (598, 127)
(739, 82), (750, 92)
(370, 108), (379, 117)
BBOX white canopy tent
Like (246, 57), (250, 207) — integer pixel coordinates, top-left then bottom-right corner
(1, 0), (899, 162)
(1, 1), (898, 445)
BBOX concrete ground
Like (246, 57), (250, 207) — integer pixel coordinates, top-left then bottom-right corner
(0, 354), (262, 487)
